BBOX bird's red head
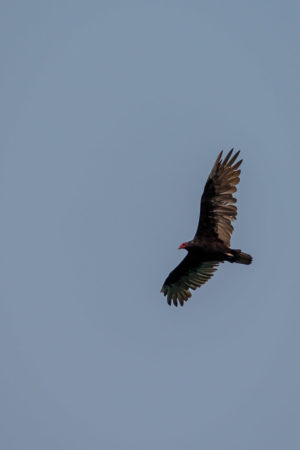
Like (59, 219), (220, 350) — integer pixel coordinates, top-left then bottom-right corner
(178, 242), (188, 249)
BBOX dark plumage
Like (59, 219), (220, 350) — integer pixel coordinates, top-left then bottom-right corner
(161, 149), (252, 307)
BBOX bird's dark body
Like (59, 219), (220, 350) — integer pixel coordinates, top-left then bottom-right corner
(164, 243), (240, 286)
(161, 149), (253, 306)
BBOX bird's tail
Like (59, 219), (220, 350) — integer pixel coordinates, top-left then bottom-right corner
(231, 249), (253, 265)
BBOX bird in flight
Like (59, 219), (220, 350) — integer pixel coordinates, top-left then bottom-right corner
(161, 149), (252, 307)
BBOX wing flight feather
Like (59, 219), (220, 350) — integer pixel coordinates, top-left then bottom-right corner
(161, 255), (219, 307)
(195, 149), (242, 246)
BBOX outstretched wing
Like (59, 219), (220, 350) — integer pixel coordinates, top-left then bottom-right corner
(161, 254), (219, 307)
(195, 149), (242, 246)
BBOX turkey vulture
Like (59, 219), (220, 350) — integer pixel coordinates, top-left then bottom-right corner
(161, 149), (252, 307)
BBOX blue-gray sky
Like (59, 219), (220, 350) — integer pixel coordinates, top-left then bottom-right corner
(1, 1), (299, 449)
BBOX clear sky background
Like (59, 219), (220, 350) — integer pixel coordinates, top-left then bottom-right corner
(1, 1), (299, 449)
